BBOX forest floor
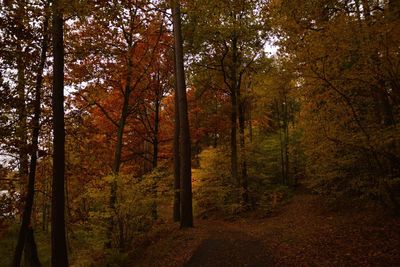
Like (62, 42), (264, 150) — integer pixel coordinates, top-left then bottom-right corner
(133, 186), (400, 267)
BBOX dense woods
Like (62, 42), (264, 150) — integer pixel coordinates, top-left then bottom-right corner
(1, 0), (399, 266)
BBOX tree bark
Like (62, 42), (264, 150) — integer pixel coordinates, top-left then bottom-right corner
(51, 0), (69, 265)
(230, 34), (239, 185)
(171, 0), (193, 228)
(12, 11), (48, 267)
(173, 53), (181, 222)
(23, 227), (41, 267)
(107, 50), (133, 250)
(238, 90), (248, 205)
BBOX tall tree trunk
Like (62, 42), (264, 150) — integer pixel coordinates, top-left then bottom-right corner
(238, 91), (248, 205)
(107, 52), (133, 250)
(173, 55), (181, 222)
(248, 101), (253, 143)
(23, 227), (41, 267)
(112, 55), (133, 175)
(230, 92), (238, 184)
(230, 34), (239, 186)
(150, 97), (160, 221)
(275, 100), (286, 185)
(51, 0), (69, 266)
(12, 11), (48, 267)
(171, 0), (193, 228)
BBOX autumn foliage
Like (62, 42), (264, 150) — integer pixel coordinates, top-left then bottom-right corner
(0, 0), (399, 266)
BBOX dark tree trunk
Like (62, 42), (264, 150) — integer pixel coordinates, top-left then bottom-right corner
(230, 91), (238, 184)
(107, 53), (133, 250)
(173, 55), (181, 222)
(248, 101), (253, 143)
(112, 60), (132, 175)
(238, 94), (248, 205)
(51, 1), (69, 266)
(23, 227), (41, 267)
(171, 0), (193, 228)
(12, 12), (48, 267)
(275, 99), (286, 185)
(230, 34), (239, 185)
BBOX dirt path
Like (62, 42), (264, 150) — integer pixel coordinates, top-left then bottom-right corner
(184, 223), (273, 267)
(138, 188), (400, 266)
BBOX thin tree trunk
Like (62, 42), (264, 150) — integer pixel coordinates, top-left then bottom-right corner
(248, 101), (253, 143)
(107, 52), (133, 250)
(230, 34), (239, 186)
(238, 91), (248, 205)
(284, 94), (290, 186)
(112, 61), (132, 175)
(231, 91), (239, 184)
(173, 55), (181, 222)
(153, 98), (160, 169)
(51, 0), (69, 265)
(276, 100), (286, 184)
(12, 12), (48, 267)
(171, 0), (193, 228)
(150, 94), (161, 221)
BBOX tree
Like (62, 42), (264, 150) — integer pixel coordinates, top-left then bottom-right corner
(185, 0), (268, 205)
(171, 0), (193, 228)
(271, 0), (400, 208)
(65, 1), (168, 249)
(51, 0), (69, 265)
(12, 4), (49, 266)
(173, 63), (181, 222)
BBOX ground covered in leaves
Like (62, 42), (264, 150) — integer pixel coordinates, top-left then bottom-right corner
(135, 188), (400, 267)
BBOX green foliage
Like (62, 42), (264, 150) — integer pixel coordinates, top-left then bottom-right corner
(89, 173), (160, 245)
(0, 225), (51, 267)
(67, 169), (168, 265)
(247, 132), (282, 183)
(193, 147), (241, 218)
(0, 224), (17, 267)
(193, 144), (292, 218)
(247, 132), (294, 213)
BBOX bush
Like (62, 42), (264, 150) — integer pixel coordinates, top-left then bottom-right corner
(193, 147), (241, 218)
(193, 146), (292, 218)
(81, 171), (164, 255)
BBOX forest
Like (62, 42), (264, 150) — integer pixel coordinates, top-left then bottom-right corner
(0, 0), (399, 266)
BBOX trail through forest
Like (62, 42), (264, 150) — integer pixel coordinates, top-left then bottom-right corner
(184, 223), (272, 267)
(138, 187), (400, 267)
